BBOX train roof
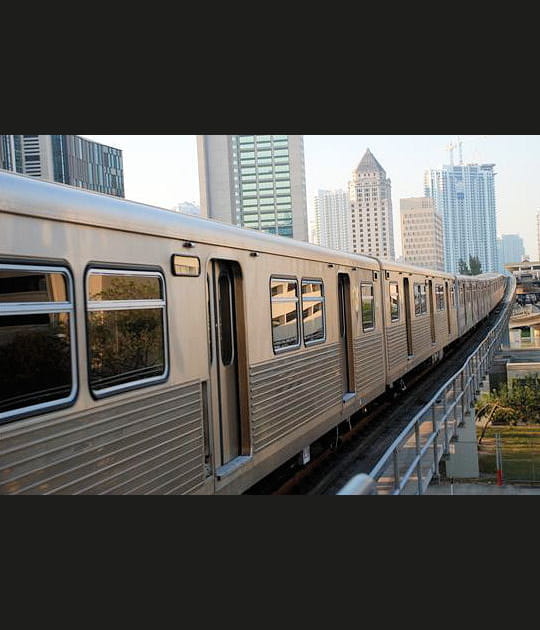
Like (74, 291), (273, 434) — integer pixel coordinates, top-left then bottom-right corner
(376, 258), (456, 279)
(0, 170), (379, 270)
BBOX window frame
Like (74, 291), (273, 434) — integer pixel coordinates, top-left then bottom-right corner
(270, 276), (301, 354)
(85, 267), (169, 399)
(389, 281), (400, 323)
(361, 282), (376, 332)
(435, 284), (445, 311)
(0, 263), (78, 424)
(301, 278), (326, 347)
(414, 282), (428, 316)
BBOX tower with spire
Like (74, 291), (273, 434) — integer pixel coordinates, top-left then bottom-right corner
(348, 148), (395, 260)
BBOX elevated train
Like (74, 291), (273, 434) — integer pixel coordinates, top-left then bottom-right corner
(0, 171), (506, 494)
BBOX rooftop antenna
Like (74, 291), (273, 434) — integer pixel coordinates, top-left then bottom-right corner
(445, 138), (456, 166)
(458, 136), (463, 165)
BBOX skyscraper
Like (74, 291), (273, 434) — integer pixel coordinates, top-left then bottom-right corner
(348, 149), (395, 259)
(314, 189), (350, 252)
(425, 162), (498, 273)
(400, 197), (444, 271)
(537, 210), (540, 261)
(497, 234), (525, 271)
(0, 134), (124, 197)
(197, 134), (308, 241)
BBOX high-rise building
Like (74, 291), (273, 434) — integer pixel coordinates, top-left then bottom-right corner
(497, 234), (525, 272)
(425, 162), (498, 273)
(400, 197), (444, 271)
(172, 201), (201, 216)
(537, 210), (540, 261)
(1, 134), (15, 171)
(197, 134), (308, 241)
(0, 134), (124, 197)
(314, 189), (350, 252)
(348, 149), (395, 260)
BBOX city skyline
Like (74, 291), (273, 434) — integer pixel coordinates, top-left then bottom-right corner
(79, 134), (539, 259)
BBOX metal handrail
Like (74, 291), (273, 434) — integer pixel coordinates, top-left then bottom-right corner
(339, 277), (516, 495)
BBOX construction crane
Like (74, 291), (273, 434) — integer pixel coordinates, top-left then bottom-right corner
(445, 135), (488, 165)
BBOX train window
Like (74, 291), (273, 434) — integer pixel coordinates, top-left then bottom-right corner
(361, 282), (375, 331)
(218, 271), (234, 366)
(270, 277), (300, 352)
(86, 269), (168, 397)
(301, 279), (326, 345)
(0, 264), (76, 424)
(450, 285), (456, 307)
(435, 284), (445, 311)
(389, 282), (399, 322)
(414, 283), (427, 316)
(171, 255), (200, 277)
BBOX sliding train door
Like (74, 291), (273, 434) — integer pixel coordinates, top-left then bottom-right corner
(208, 259), (249, 476)
(403, 277), (413, 357)
(338, 273), (355, 398)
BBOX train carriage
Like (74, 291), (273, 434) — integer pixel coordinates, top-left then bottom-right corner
(380, 261), (458, 387)
(0, 171), (507, 495)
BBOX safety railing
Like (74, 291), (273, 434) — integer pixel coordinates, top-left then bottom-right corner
(338, 277), (516, 495)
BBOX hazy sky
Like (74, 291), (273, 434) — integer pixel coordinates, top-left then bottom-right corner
(81, 134), (539, 259)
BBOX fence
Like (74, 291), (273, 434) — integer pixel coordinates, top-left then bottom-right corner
(339, 277), (517, 495)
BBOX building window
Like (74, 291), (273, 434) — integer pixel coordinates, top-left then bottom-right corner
(0, 264), (76, 423)
(270, 277), (300, 352)
(86, 269), (168, 397)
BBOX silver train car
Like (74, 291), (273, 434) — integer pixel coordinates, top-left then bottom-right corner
(0, 171), (506, 494)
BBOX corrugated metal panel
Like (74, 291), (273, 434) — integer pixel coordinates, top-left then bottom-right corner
(353, 332), (385, 395)
(434, 312), (449, 346)
(411, 317), (431, 355)
(385, 323), (409, 380)
(0, 382), (205, 495)
(385, 323), (408, 367)
(250, 344), (342, 452)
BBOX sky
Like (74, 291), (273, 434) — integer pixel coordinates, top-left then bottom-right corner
(80, 134), (540, 260)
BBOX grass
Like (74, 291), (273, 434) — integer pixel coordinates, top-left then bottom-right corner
(477, 424), (540, 482)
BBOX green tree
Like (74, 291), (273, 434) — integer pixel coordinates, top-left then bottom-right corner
(469, 255), (483, 275)
(458, 258), (471, 275)
(476, 375), (540, 443)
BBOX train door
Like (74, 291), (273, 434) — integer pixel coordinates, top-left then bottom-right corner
(445, 281), (452, 335)
(208, 259), (249, 475)
(338, 273), (355, 398)
(428, 280), (436, 343)
(403, 277), (413, 357)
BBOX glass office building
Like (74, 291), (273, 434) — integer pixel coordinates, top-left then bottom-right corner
(0, 134), (124, 197)
(197, 135), (308, 241)
(425, 162), (498, 273)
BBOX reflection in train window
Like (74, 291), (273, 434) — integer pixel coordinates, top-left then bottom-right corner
(271, 277), (300, 352)
(414, 283), (427, 316)
(435, 284), (445, 311)
(86, 269), (168, 396)
(301, 279), (325, 345)
(0, 265), (76, 423)
(361, 283), (375, 331)
(389, 282), (400, 322)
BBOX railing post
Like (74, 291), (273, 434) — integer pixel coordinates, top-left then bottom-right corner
(415, 422), (422, 495)
(442, 386), (450, 442)
(392, 450), (400, 493)
(432, 406), (439, 473)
